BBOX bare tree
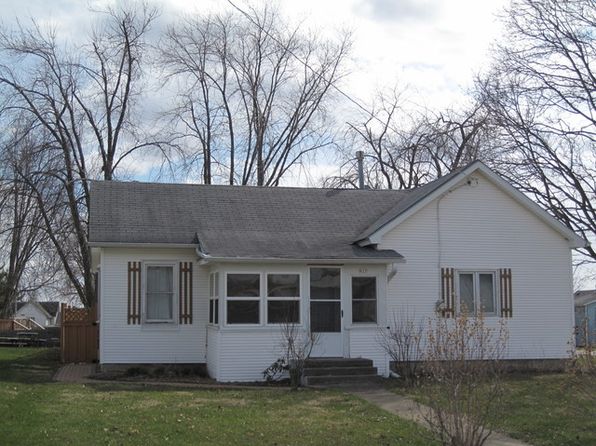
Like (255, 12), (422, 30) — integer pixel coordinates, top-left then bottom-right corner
(160, 5), (350, 186)
(420, 312), (509, 446)
(477, 0), (596, 263)
(326, 88), (494, 189)
(0, 121), (54, 316)
(377, 310), (424, 383)
(0, 4), (165, 306)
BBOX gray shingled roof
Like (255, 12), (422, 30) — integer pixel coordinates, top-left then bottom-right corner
(89, 172), (466, 261)
(575, 290), (596, 307)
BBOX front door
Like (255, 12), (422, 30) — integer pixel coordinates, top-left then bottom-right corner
(309, 267), (343, 357)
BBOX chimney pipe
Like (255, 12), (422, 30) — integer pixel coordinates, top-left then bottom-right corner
(355, 151), (365, 189)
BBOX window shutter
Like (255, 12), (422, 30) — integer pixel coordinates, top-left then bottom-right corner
(500, 268), (513, 318)
(127, 262), (141, 324)
(179, 262), (193, 324)
(440, 267), (455, 318)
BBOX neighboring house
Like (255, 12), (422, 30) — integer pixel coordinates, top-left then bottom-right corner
(15, 301), (61, 327)
(574, 290), (596, 347)
(89, 161), (587, 382)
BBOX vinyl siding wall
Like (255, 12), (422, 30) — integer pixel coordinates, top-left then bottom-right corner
(379, 172), (574, 360)
(99, 247), (208, 364)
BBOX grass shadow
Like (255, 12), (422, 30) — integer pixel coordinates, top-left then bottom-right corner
(0, 347), (60, 383)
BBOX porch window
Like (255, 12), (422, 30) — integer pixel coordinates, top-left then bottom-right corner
(457, 271), (497, 315)
(267, 274), (300, 324)
(145, 265), (175, 322)
(209, 272), (219, 325)
(352, 276), (377, 323)
(226, 273), (260, 324)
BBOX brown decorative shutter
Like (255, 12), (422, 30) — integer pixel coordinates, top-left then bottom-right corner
(127, 262), (141, 324)
(440, 267), (455, 318)
(500, 268), (513, 318)
(179, 262), (193, 324)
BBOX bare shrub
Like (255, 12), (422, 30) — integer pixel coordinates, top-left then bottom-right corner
(420, 311), (509, 446)
(378, 310), (424, 383)
(264, 321), (319, 389)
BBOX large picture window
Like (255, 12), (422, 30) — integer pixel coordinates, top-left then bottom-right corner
(145, 265), (175, 322)
(352, 276), (377, 323)
(457, 271), (497, 315)
(226, 273), (260, 324)
(267, 274), (300, 324)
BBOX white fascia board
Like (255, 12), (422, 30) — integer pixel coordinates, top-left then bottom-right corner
(363, 161), (588, 249)
(195, 256), (406, 265)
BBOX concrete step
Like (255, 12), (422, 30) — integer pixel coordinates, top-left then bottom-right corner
(305, 374), (382, 386)
(304, 366), (378, 377)
(305, 358), (374, 368)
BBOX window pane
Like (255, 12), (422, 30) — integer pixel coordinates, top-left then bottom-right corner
(268, 300), (300, 323)
(310, 301), (341, 332)
(214, 299), (219, 324)
(479, 273), (495, 314)
(214, 273), (219, 296)
(352, 277), (376, 301)
(310, 268), (340, 300)
(147, 293), (173, 320)
(352, 300), (377, 323)
(227, 300), (259, 324)
(268, 274), (300, 297)
(147, 266), (173, 293)
(227, 274), (260, 297)
(209, 300), (214, 323)
(459, 273), (475, 314)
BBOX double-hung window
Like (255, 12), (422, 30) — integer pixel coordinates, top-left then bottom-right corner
(267, 274), (300, 324)
(352, 276), (377, 323)
(457, 271), (497, 315)
(209, 272), (219, 325)
(226, 273), (260, 324)
(145, 264), (175, 323)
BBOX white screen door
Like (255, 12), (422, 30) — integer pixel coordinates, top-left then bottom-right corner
(309, 267), (343, 357)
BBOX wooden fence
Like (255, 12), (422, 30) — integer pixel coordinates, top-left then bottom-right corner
(60, 304), (99, 363)
(0, 318), (38, 332)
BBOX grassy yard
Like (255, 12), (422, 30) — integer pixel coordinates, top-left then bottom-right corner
(0, 347), (433, 446)
(394, 372), (596, 446)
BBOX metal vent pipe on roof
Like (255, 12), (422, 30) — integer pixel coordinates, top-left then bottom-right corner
(356, 151), (365, 189)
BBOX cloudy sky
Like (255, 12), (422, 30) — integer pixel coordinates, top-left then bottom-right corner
(0, 0), (509, 183)
(1, 0), (507, 107)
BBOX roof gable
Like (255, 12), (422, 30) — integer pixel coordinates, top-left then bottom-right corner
(356, 161), (588, 249)
(575, 290), (596, 307)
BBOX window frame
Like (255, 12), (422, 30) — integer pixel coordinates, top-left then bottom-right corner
(208, 272), (220, 326)
(266, 272), (302, 325)
(455, 270), (498, 317)
(224, 272), (262, 326)
(142, 261), (178, 324)
(351, 275), (378, 325)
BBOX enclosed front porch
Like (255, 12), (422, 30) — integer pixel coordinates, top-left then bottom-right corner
(203, 262), (392, 382)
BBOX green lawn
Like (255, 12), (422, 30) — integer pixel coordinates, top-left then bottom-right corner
(0, 347), (433, 446)
(393, 372), (596, 446)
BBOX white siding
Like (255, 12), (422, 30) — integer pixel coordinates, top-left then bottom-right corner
(206, 325), (220, 379)
(379, 172), (574, 359)
(99, 248), (208, 364)
(348, 327), (388, 376)
(218, 328), (288, 382)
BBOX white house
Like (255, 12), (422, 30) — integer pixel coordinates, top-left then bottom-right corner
(89, 161), (587, 382)
(15, 301), (61, 327)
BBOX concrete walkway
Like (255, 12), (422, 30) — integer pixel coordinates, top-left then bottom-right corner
(349, 386), (531, 446)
